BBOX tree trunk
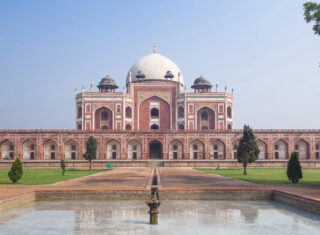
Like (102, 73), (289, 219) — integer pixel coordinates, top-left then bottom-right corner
(243, 163), (247, 175)
(89, 160), (92, 171)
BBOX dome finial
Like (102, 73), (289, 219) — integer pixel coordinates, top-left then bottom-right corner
(153, 42), (157, 53)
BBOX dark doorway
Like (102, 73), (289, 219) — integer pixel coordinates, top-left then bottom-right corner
(149, 140), (162, 159)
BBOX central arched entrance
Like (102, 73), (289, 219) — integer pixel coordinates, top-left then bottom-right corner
(149, 140), (162, 159)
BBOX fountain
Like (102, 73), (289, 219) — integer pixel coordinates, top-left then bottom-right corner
(146, 187), (161, 225)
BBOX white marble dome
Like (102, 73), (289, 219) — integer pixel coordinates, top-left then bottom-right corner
(126, 53), (183, 84)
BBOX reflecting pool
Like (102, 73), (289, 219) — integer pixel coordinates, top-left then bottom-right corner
(0, 200), (319, 235)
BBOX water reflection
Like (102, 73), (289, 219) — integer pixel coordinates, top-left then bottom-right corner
(0, 200), (319, 235)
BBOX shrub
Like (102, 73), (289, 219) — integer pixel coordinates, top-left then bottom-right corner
(60, 159), (66, 175)
(8, 158), (23, 183)
(287, 152), (303, 184)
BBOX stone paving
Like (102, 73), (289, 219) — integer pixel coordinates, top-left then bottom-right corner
(0, 167), (319, 203)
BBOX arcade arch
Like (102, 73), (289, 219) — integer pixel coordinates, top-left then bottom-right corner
(169, 140), (183, 160)
(44, 140), (57, 160)
(65, 140), (78, 160)
(210, 140), (225, 159)
(189, 140), (204, 159)
(273, 140), (288, 159)
(107, 140), (121, 160)
(128, 140), (142, 160)
(23, 140), (36, 160)
(1, 140), (14, 160)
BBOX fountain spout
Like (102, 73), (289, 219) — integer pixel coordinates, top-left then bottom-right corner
(147, 187), (160, 225)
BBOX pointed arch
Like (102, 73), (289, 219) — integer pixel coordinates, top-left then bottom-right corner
(197, 107), (215, 130)
(125, 106), (132, 118)
(231, 139), (240, 159)
(178, 106), (184, 119)
(273, 139), (288, 159)
(1, 140), (14, 160)
(106, 139), (121, 160)
(315, 140), (320, 159)
(149, 139), (163, 159)
(189, 139), (204, 159)
(256, 139), (267, 160)
(94, 106), (113, 130)
(43, 139), (58, 160)
(294, 139), (309, 159)
(210, 139), (225, 159)
(127, 139), (142, 160)
(169, 139), (184, 160)
(138, 96), (170, 131)
(64, 139), (78, 160)
(22, 139), (36, 160)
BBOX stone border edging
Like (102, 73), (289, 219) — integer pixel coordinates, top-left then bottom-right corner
(0, 189), (319, 216)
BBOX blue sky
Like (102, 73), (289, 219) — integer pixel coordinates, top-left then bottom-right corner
(0, 0), (319, 129)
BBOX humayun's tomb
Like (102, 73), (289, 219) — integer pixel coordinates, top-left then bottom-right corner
(0, 45), (319, 168)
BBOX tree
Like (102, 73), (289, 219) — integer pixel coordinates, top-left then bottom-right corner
(237, 125), (260, 175)
(8, 158), (23, 183)
(83, 136), (98, 170)
(287, 152), (303, 184)
(60, 159), (66, 175)
(303, 2), (320, 36)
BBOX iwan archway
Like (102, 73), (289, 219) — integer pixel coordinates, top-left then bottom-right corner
(149, 140), (162, 159)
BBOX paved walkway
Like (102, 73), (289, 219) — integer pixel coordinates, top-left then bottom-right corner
(0, 168), (151, 201)
(159, 168), (320, 200)
(0, 167), (319, 203)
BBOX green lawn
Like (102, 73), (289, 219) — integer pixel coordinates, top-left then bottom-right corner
(195, 168), (320, 184)
(0, 169), (110, 185)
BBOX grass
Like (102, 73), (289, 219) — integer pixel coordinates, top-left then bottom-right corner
(195, 168), (320, 184)
(0, 169), (111, 185)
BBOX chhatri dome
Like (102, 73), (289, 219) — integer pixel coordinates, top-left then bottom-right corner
(126, 43), (183, 85)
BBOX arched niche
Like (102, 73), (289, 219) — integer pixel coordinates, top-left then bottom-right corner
(197, 107), (215, 130)
(231, 140), (239, 159)
(106, 140), (121, 160)
(1, 140), (14, 160)
(65, 140), (78, 160)
(178, 106), (184, 119)
(210, 140), (225, 159)
(274, 140), (288, 159)
(139, 96), (170, 131)
(189, 140), (204, 159)
(128, 140), (142, 160)
(95, 107), (113, 130)
(169, 140), (183, 160)
(227, 106), (232, 118)
(125, 107), (132, 118)
(257, 140), (267, 160)
(294, 139), (309, 159)
(43, 140), (58, 160)
(23, 140), (36, 160)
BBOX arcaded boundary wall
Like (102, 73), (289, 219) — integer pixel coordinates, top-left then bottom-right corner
(0, 159), (319, 169)
(0, 129), (320, 161)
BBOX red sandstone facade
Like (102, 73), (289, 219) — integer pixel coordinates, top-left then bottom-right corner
(1, 49), (319, 165)
(0, 130), (319, 162)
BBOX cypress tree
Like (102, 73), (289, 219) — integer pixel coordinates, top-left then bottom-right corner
(83, 136), (98, 170)
(8, 158), (23, 183)
(60, 159), (66, 175)
(237, 125), (260, 175)
(287, 152), (303, 184)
